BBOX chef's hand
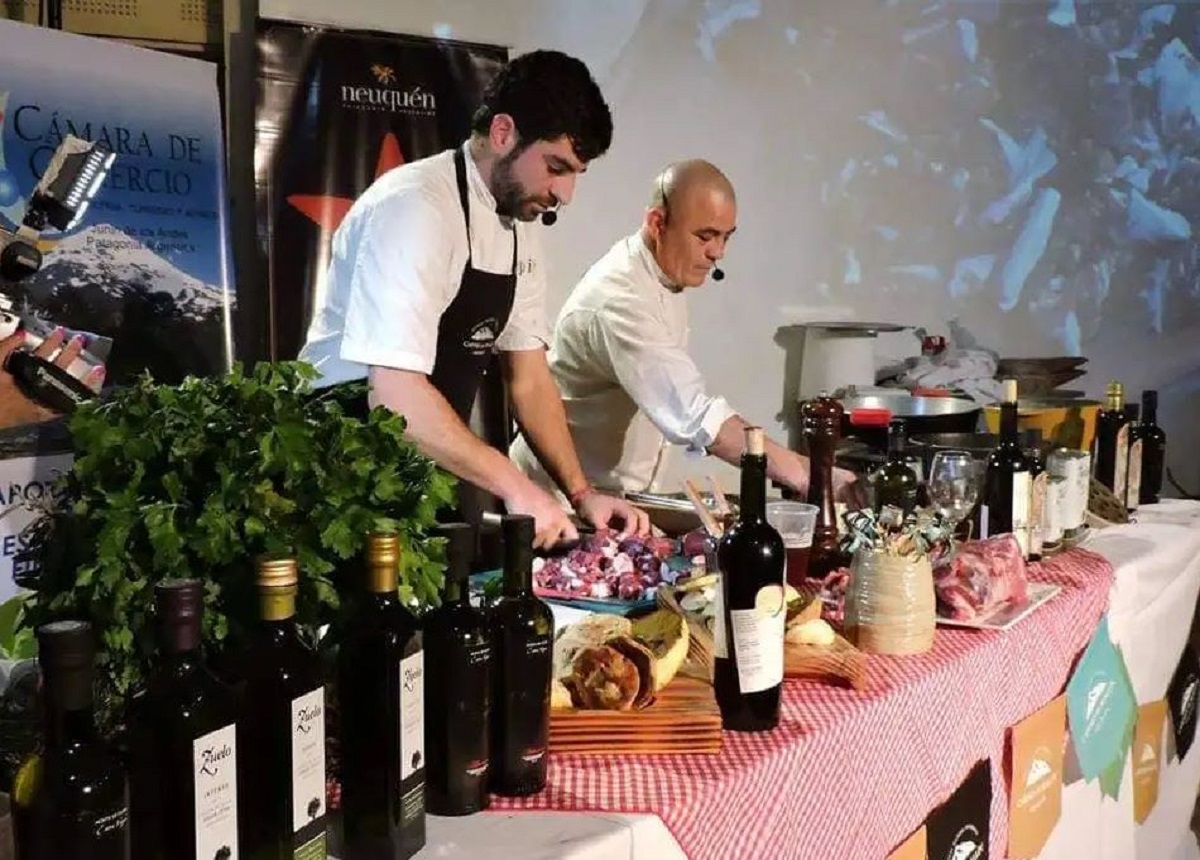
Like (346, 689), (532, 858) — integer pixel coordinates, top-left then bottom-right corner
(504, 483), (580, 549)
(834, 467), (867, 510)
(0, 329), (104, 430)
(574, 489), (651, 538)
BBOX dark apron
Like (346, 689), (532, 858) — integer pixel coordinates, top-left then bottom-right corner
(326, 149), (518, 566)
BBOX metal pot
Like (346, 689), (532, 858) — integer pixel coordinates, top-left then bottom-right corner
(834, 388), (982, 450)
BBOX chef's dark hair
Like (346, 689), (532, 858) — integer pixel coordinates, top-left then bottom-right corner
(471, 50), (613, 164)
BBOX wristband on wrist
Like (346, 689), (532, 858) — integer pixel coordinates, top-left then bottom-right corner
(568, 485), (595, 509)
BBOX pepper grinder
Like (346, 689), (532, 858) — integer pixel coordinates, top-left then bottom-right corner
(801, 390), (846, 579)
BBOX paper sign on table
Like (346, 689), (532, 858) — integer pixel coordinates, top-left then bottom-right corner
(886, 825), (927, 860)
(1066, 616), (1136, 782)
(1007, 695), (1066, 859)
(1167, 643), (1200, 761)
(1133, 699), (1168, 822)
(926, 758), (991, 860)
(1098, 750), (1126, 800)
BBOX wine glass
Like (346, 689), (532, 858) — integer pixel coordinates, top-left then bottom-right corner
(926, 450), (983, 543)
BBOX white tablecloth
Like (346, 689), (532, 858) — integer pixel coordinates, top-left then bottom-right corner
(1037, 500), (1200, 860)
(414, 501), (1200, 859)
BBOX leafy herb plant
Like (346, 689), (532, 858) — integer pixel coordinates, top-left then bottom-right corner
(21, 362), (455, 732)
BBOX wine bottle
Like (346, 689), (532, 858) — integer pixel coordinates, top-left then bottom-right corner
(238, 556), (328, 860)
(16, 620), (130, 860)
(1133, 390), (1167, 505)
(869, 418), (919, 515)
(1094, 380), (1130, 497)
(1022, 430), (1046, 562)
(982, 379), (1033, 558)
(488, 515), (553, 796)
(129, 579), (241, 860)
(336, 532), (425, 860)
(424, 523), (492, 816)
(714, 426), (787, 733)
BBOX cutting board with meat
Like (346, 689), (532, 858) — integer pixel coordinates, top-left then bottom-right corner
(533, 529), (711, 616)
(549, 609), (723, 755)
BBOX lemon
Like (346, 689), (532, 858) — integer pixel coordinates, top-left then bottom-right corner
(12, 754), (41, 806)
(755, 585), (787, 617)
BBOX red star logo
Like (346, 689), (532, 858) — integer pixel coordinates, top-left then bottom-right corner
(286, 132), (404, 233)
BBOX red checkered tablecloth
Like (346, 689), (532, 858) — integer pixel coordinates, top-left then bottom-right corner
(491, 548), (1115, 860)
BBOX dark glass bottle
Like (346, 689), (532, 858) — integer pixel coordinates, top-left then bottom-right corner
(424, 523), (492, 816)
(869, 418), (920, 515)
(982, 379), (1033, 558)
(1133, 390), (1167, 505)
(16, 620), (130, 860)
(1094, 380), (1130, 497)
(714, 426), (787, 732)
(337, 532), (425, 860)
(238, 556), (328, 860)
(129, 580), (240, 860)
(488, 515), (553, 796)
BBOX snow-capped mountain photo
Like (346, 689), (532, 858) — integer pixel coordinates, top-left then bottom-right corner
(4, 223), (233, 385)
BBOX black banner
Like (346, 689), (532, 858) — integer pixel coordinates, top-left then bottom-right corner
(1168, 642), (1200, 760)
(926, 758), (992, 860)
(253, 19), (508, 360)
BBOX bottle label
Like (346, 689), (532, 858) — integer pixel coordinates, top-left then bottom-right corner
(712, 576), (729, 659)
(1127, 439), (1143, 510)
(460, 641), (491, 785)
(1029, 471), (1047, 556)
(293, 833), (326, 860)
(90, 804), (130, 842)
(400, 650), (425, 783)
(290, 687), (326, 833)
(193, 723), (239, 860)
(1114, 425), (1130, 501)
(729, 586), (786, 694)
(1011, 470), (1032, 557)
(520, 635), (552, 766)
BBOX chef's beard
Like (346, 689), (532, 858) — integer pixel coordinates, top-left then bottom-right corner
(492, 150), (549, 221)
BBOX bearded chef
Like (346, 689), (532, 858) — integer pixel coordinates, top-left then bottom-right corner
(298, 50), (650, 548)
(510, 159), (858, 499)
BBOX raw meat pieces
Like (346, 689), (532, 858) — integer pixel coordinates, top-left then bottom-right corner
(532, 529), (705, 602)
(932, 534), (1029, 621)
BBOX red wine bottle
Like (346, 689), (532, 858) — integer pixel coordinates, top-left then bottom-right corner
(237, 556), (328, 860)
(129, 579), (240, 860)
(488, 515), (553, 796)
(18, 621), (130, 860)
(713, 426), (787, 732)
(982, 379), (1033, 558)
(424, 523), (492, 816)
(337, 532), (425, 859)
(1133, 390), (1167, 505)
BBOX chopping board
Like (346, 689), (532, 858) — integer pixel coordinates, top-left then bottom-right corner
(549, 674), (722, 755)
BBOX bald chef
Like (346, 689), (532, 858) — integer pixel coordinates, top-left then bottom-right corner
(510, 159), (857, 499)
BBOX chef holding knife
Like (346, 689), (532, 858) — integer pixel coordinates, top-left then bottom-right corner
(298, 50), (650, 548)
(510, 159), (859, 501)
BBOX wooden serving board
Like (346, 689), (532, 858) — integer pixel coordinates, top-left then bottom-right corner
(549, 675), (722, 755)
(785, 634), (870, 691)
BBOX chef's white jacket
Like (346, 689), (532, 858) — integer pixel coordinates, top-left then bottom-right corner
(510, 233), (735, 493)
(299, 143), (550, 386)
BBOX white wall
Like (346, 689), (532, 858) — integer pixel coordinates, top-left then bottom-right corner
(259, 0), (1200, 496)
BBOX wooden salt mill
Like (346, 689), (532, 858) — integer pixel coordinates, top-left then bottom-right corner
(801, 390), (846, 579)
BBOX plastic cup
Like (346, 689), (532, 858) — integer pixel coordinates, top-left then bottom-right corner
(766, 501), (819, 586)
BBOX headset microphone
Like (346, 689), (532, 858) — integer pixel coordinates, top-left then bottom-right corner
(712, 267), (725, 281)
(540, 209), (558, 226)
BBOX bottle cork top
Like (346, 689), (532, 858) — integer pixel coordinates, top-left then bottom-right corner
(1002, 378), (1018, 403)
(364, 531), (401, 567)
(256, 554), (298, 589)
(745, 426), (765, 456)
(1106, 380), (1124, 397)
